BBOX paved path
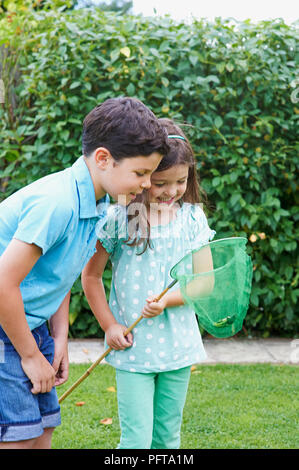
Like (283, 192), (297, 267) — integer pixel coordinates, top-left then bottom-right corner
(68, 337), (299, 365)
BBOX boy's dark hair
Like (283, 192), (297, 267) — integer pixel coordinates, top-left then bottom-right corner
(82, 97), (169, 158)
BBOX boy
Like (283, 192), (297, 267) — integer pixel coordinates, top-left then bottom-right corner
(0, 96), (168, 449)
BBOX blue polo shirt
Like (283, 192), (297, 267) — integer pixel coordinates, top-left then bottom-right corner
(0, 156), (109, 330)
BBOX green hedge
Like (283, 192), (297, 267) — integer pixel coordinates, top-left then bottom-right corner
(0, 9), (298, 337)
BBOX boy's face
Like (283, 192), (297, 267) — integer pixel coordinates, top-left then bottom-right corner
(103, 152), (163, 205)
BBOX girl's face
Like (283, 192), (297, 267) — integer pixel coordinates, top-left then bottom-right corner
(148, 164), (189, 208)
(103, 152), (163, 205)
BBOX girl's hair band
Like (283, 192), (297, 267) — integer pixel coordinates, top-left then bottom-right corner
(168, 134), (186, 141)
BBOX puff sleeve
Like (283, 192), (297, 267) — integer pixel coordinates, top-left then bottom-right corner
(96, 204), (128, 255)
(188, 203), (216, 249)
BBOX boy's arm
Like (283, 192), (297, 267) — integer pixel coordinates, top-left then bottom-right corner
(81, 240), (133, 350)
(0, 239), (56, 394)
(49, 291), (70, 386)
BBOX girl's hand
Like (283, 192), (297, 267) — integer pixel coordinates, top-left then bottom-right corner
(106, 323), (133, 350)
(142, 295), (167, 318)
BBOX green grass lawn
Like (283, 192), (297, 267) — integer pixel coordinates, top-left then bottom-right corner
(53, 363), (299, 449)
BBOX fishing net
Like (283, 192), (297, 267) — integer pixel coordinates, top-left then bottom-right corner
(59, 236), (253, 403)
(170, 237), (253, 338)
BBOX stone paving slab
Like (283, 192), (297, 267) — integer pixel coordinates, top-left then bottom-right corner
(68, 337), (299, 365)
(202, 337), (298, 364)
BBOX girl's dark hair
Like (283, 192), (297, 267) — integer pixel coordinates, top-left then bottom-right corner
(82, 97), (169, 159)
(154, 118), (201, 204)
(125, 118), (209, 254)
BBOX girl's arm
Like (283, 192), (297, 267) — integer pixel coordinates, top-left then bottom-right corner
(143, 246), (214, 318)
(0, 239), (56, 394)
(81, 240), (133, 350)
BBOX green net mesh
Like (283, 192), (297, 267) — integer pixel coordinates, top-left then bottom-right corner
(170, 238), (253, 338)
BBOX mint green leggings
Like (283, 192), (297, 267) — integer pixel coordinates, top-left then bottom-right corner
(115, 366), (191, 449)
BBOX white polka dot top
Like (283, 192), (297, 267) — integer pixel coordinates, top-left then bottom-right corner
(96, 203), (216, 373)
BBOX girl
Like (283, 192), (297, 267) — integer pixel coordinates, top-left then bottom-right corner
(82, 118), (216, 449)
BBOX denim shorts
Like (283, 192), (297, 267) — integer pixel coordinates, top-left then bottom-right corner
(0, 322), (61, 442)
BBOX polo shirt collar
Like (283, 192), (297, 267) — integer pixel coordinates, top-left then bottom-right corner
(72, 156), (109, 219)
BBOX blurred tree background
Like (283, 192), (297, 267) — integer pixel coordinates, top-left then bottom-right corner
(0, 1), (298, 338)
(0, 0), (132, 13)
(75, 0), (132, 13)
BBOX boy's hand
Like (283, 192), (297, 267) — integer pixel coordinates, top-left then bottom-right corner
(21, 350), (56, 394)
(106, 323), (133, 350)
(52, 337), (69, 387)
(142, 295), (167, 318)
